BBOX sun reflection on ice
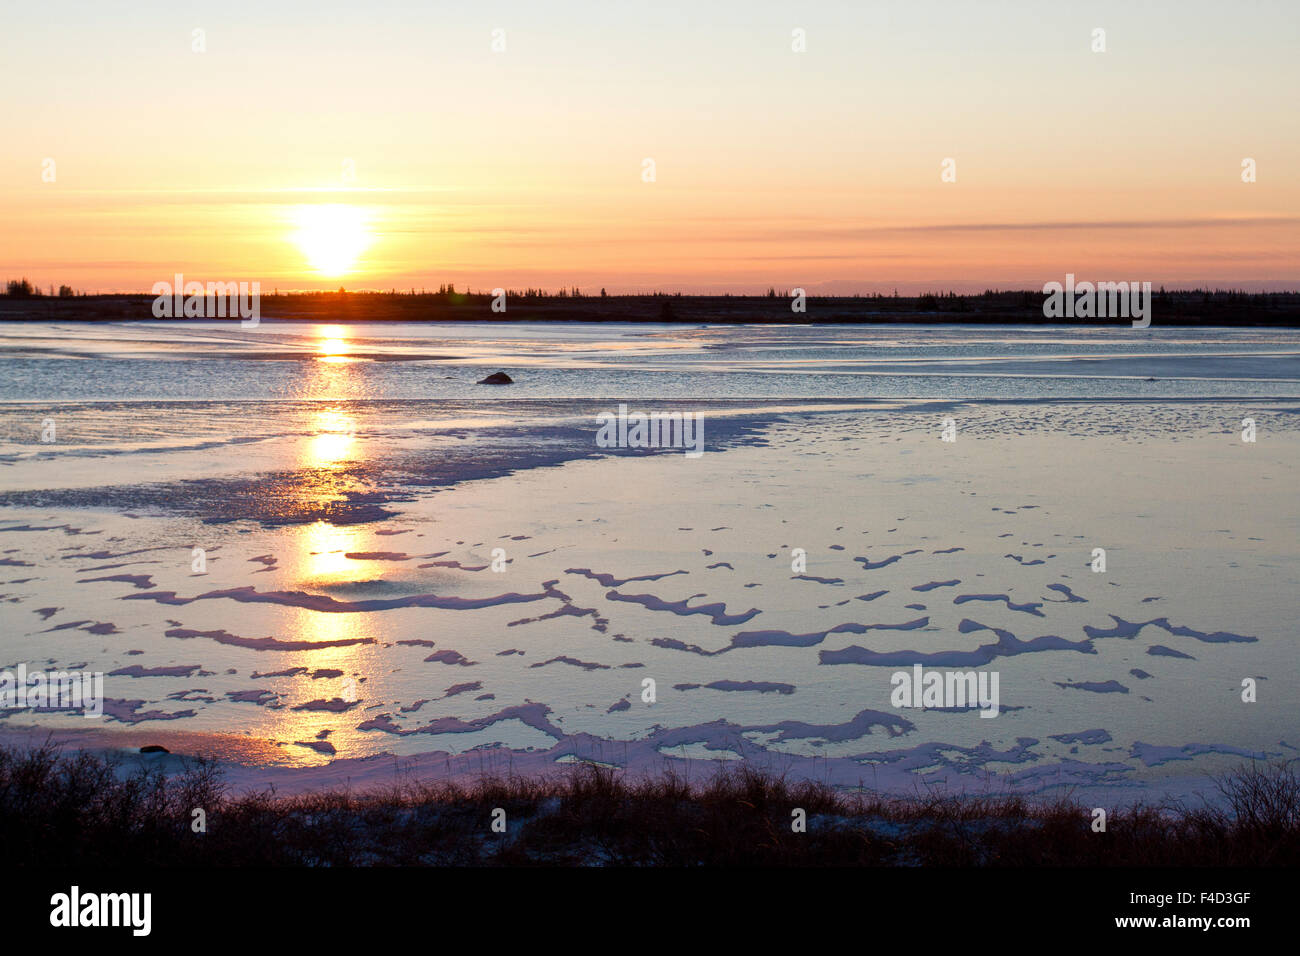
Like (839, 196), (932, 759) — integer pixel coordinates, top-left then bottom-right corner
(305, 407), (356, 468)
(245, 519), (384, 763)
(316, 324), (354, 364)
(299, 519), (360, 581)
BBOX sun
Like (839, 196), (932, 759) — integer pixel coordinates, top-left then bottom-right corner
(290, 204), (372, 277)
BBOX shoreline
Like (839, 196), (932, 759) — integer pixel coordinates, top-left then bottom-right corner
(3, 738), (1295, 867)
(0, 723), (1267, 809)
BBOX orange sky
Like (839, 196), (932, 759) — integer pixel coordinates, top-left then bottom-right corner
(2, 0), (1297, 293)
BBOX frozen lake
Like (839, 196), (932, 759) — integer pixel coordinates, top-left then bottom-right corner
(1, 320), (1296, 806)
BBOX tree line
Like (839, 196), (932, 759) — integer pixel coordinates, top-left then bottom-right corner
(5, 278), (77, 297)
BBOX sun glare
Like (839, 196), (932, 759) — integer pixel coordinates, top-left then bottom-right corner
(305, 406), (356, 465)
(291, 204), (372, 277)
(316, 323), (351, 363)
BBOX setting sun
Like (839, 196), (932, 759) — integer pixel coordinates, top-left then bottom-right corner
(291, 204), (372, 277)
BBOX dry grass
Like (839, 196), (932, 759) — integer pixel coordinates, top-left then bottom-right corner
(2, 743), (1296, 866)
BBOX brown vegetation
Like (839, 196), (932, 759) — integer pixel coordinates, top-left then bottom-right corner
(2, 743), (1297, 866)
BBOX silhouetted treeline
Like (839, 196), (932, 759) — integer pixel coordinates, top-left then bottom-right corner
(4, 278), (78, 297)
(4, 283), (1300, 325)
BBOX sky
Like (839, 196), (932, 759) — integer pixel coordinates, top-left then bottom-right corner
(2, 0), (1298, 294)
